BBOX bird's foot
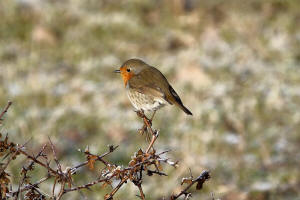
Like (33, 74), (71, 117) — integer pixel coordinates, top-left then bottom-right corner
(143, 117), (152, 128)
(136, 110), (145, 118)
(138, 124), (147, 135)
(136, 110), (152, 127)
(136, 111), (153, 143)
(138, 124), (151, 142)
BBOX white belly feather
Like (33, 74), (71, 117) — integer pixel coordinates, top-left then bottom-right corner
(127, 89), (167, 112)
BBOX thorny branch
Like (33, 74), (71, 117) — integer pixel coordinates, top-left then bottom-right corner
(0, 102), (210, 199)
(171, 170), (211, 199)
(70, 145), (118, 175)
(136, 111), (159, 153)
(0, 101), (12, 121)
(14, 143), (48, 198)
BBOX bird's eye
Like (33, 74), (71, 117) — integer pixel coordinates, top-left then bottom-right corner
(127, 68), (131, 72)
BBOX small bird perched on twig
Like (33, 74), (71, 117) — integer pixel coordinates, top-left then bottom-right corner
(115, 59), (192, 118)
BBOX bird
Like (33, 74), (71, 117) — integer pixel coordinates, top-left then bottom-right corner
(115, 59), (192, 117)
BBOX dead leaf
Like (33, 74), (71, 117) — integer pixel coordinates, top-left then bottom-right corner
(87, 155), (97, 170)
(181, 177), (193, 185)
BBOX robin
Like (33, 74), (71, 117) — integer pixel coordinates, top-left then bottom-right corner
(115, 59), (192, 117)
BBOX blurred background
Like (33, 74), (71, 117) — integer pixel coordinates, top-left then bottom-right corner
(1, 0), (300, 199)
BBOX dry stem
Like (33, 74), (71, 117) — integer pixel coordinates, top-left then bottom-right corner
(0, 102), (210, 200)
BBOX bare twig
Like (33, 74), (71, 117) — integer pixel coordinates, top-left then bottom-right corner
(171, 170), (210, 199)
(0, 102), (210, 200)
(105, 178), (128, 200)
(137, 184), (145, 200)
(12, 175), (51, 196)
(14, 144), (48, 199)
(146, 131), (159, 153)
(0, 101), (12, 121)
(57, 180), (65, 200)
(0, 139), (31, 174)
(18, 148), (58, 175)
(48, 137), (63, 174)
(71, 145), (119, 174)
(136, 111), (160, 154)
(63, 177), (108, 193)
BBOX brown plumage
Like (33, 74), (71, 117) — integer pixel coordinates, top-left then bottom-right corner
(115, 59), (192, 115)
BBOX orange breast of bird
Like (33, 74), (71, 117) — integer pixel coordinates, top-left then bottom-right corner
(120, 66), (134, 86)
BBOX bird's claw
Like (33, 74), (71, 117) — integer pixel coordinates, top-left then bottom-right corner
(143, 116), (152, 127)
(136, 110), (152, 127)
(138, 125), (148, 135)
(136, 110), (145, 118)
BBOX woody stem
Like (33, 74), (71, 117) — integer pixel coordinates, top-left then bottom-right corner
(150, 110), (156, 121)
(143, 118), (159, 153)
(136, 110), (158, 153)
(145, 133), (159, 153)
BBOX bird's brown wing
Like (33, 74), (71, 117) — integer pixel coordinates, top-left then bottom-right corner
(128, 67), (173, 104)
(129, 66), (193, 115)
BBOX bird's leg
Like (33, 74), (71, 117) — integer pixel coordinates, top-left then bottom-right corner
(136, 110), (148, 138)
(142, 110), (156, 140)
(150, 110), (156, 121)
(142, 112), (152, 127)
(138, 124), (150, 143)
(136, 110), (153, 143)
(135, 110), (159, 153)
(136, 110), (152, 127)
(141, 112), (157, 153)
(136, 110), (145, 119)
(143, 129), (151, 144)
(144, 111), (157, 144)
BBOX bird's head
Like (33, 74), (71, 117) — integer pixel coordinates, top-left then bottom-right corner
(115, 59), (148, 86)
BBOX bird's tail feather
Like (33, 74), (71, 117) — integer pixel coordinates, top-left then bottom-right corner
(168, 85), (193, 115)
(178, 103), (193, 115)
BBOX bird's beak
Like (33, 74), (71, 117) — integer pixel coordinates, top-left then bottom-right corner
(114, 69), (121, 73)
